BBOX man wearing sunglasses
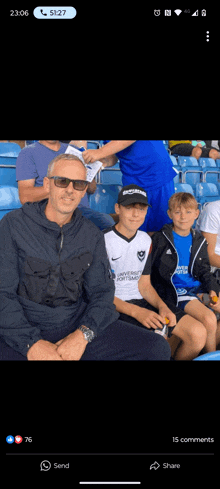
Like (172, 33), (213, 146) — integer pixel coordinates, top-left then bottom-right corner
(0, 154), (171, 361)
(16, 140), (114, 231)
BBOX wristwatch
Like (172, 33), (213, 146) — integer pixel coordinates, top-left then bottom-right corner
(78, 325), (95, 343)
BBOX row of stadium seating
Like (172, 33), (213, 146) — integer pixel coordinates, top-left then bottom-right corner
(1, 143), (220, 219)
(1, 182), (220, 220)
(171, 155), (220, 188)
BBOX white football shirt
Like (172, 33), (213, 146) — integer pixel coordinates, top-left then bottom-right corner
(196, 200), (220, 255)
(104, 225), (152, 301)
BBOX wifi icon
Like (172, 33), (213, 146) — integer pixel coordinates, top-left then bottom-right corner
(174, 9), (182, 16)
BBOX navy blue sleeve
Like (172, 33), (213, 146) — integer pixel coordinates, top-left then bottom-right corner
(0, 214), (43, 357)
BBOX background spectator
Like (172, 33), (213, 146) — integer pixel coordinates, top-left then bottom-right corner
(16, 140), (114, 231)
(169, 140), (220, 160)
(83, 140), (177, 233)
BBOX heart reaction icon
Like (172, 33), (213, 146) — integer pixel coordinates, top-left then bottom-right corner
(15, 436), (23, 444)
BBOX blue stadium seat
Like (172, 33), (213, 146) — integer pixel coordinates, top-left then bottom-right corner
(170, 155), (178, 165)
(88, 184), (122, 214)
(0, 143), (20, 188)
(198, 157), (216, 169)
(0, 143), (20, 167)
(173, 166), (182, 184)
(99, 163), (123, 185)
(0, 142), (21, 156)
(195, 183), (219, 206)
(194, 351), (220, 361)
(177, 157), (202, 189)
(0, 165), (17, 187)
(87, 141), (101, 149)
(198, 158), (219, 184)
(0, 186), (22, 219)
(177, 156), (198, 167)
(174, 183), (194, 195)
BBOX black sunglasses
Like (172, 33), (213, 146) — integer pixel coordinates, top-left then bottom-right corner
(49, 176), (88, 191)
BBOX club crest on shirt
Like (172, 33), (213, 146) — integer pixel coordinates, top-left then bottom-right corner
(137, 251), (146, 262)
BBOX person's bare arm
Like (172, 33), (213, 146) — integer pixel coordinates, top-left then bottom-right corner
(18, 179), (49, 204)
(113, 296), (165, 330)
(69, 140), (87, 149)
(138, 274), (176, 326)
(201, 231), (220, 268)
(83, 140), (136, 164)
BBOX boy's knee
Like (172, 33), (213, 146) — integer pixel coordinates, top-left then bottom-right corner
(202, 311), (217, 334)
(192, 146), (202, 159)
(186, 320), (207, 347)
(209, 149), (220, 160)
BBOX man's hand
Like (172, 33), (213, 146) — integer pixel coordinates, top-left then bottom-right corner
(27, 339), (63, 361)
(56, 328), (88, 361)
(83, 149), (103, 164)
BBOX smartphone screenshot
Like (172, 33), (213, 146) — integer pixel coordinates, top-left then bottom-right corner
(2, 5), (219, 486)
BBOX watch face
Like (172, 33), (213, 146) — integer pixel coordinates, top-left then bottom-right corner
(80, 326), (95, 342)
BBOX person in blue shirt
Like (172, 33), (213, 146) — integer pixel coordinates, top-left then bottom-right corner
(83, 140), (177, 232)
(16, 140), (114, 231)
(151, 192), (220, 358)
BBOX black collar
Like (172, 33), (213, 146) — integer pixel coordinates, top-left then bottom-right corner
(113, 225), (138, 243)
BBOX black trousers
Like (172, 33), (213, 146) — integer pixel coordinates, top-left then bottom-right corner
(0, 319), (171, 361)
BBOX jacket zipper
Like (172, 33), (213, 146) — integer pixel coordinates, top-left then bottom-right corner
(162, 231), (179, 306)
(190, 237), (206, 276)
(59, 229), (64, 254)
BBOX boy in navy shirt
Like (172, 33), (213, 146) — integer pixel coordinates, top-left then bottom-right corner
(151, 192), (220, 358)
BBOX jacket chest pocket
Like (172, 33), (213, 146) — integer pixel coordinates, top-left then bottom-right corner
(61, 252), (93, 283)
(60, 252), (93, 302)
(18, 256), (53, 303)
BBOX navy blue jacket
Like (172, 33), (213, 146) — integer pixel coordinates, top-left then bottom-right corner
(0, 200), (118, 356)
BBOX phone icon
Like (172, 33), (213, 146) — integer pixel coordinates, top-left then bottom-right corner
(40, 460), (51, 471)
(40, 9), (47, 16)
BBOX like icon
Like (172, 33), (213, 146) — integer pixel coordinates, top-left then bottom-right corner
(15, 435), (23, 444)
(6, 436), (14, 444)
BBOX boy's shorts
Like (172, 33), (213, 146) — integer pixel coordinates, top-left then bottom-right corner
(176, 285), (203, 311)
(124, 298), (180, 338)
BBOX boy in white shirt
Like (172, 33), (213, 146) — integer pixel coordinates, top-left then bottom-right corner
(197, 201), (220, 348)
(104, 184), (176, 332)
